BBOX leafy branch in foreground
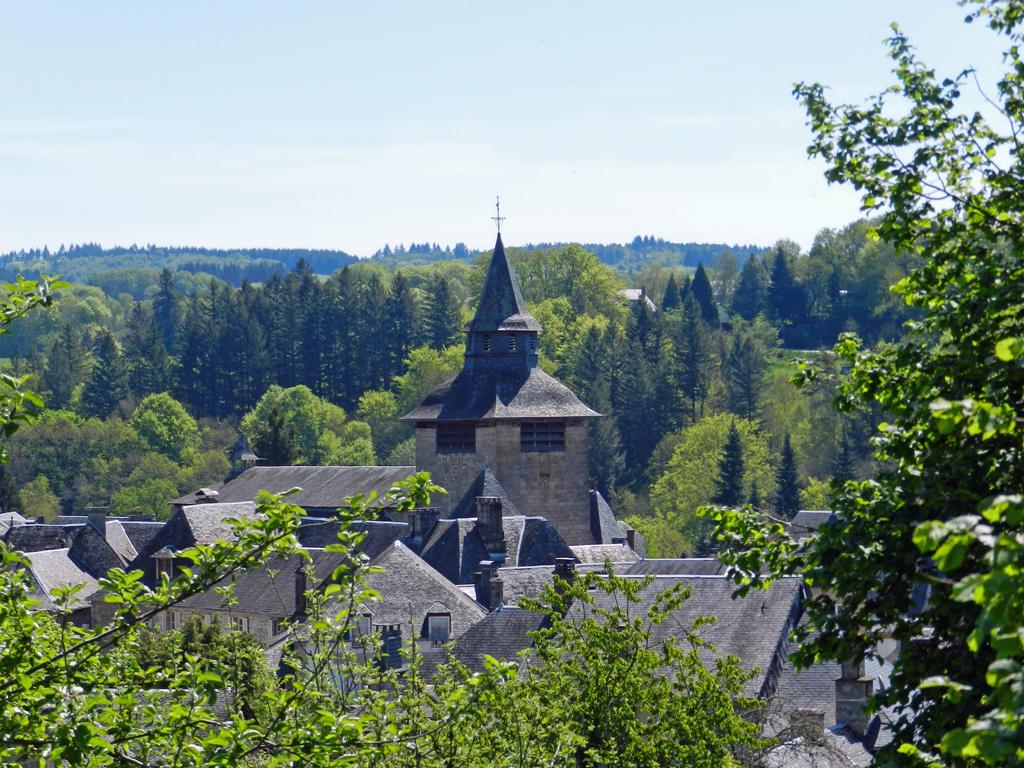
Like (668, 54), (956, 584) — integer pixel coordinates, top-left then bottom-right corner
(706, 1), (1024, 764)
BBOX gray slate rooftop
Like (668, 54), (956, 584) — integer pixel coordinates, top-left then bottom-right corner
(24, 548), (101, 611)
(361, 541), (486, 639)
(449, 467), (521, 519)
(180, 502), (258, 545)
(420, 515), (573, 584)
(297, 519), (407, 560)
(5, 523), (83, 552)
(423, 606), (548, 676)
(402, 366), (599, 422)
(209, 465), (415, 510)
(569, 543), (640, 565)
(464, 233), (541, 334)
(619, 558), (728, 576)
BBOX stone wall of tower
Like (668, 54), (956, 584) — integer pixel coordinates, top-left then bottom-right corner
(415, 420), (595, 545)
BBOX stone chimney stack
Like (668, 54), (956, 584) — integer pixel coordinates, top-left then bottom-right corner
(553, 557), (576, 594)
(408, 507), (440, 550)
(294, 565), (308, 617)
(625, 527), (636, 551)
(473, 560), (498, 608)
(489, 576), (504, 610)
(835, 659), (873, 736)
(475, 497), (506, 561)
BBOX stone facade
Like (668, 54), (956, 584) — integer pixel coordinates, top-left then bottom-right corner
(415, 419), (594, 545)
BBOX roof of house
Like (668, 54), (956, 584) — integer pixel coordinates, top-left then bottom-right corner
(570, 543), (640, 565)
(24, 548), (102, 611)
(424, 606), (548, 676)
(103, 520), (139, 565)
(619, 558), (728, 576)
(788, 510), (835, 541)
(588, 490), (627, 544)
(5, 523), (83, 552)
(69, 524), (127, 576)
(179, 549), (348, 616)
(402, 366), (599, 422)
(494, 563), (606, 606)
(420, 515), (574, 584)
(118, 521), (165, 556)
(0, 511), (27, 535)
(577, 575), (804, 698)
(618, 288), (658, 311)
(296, 519), (407, 560)
(449, 467), (521, 519)
(361, 541), (486, 638)
(208, 465), (416, 510)
(180, 502), (258, 545)
(763, 730), (873, 768)
(465, 233), (541, 334)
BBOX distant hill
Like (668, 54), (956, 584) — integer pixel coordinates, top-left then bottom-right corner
(371, 236), (768, 272)
(0, 243), (358, 287)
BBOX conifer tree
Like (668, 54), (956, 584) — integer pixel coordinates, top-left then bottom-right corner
(0, 463), (20, 514)
(768, 247), (806, 333)
(80, 330), (129, 418)
(730, 256), (769, 321)
(774, 432), (801, 519)
(725, 332), (767, 419)
(586, 377), (625, 496)
(661, 273), (681, 311)
(252, 404), (298, 466)
(151, 268), (183, 353)
(673, 295), (714, 422)
(124, 302), (170, 398)
(832, 427), (856, 483)
(41, 324), (88, 409)
(748, 480), (761, 509)
(714, 422), (745, 506)
(690, 263), (719, 326)
(427, 275), (462, 349)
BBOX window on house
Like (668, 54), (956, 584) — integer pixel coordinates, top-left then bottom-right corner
(437, 423), (476, 453)
(272, 617), (287, 636)
(509, 334), (517, 352)
(166, 611), (176, 631)
(521, 421), (566, 452)
(232, 616), (249, 633)
(426, 612), (452, 644)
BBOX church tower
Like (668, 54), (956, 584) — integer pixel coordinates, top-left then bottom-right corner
(403, 230), (600, 545)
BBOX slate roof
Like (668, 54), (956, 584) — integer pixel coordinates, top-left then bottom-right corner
(788, 510), (834, 541)
(449, 467), (521, 519)
(69, 524), (126, 576)
(570, 543), (640, 565)
(230, 434), (261, 464)
(118, 521), (164, 557)
(495, 563), (606, 605)
(618, 288), (657, 311)
(103, 521), (139, 565)
(180, 502), (258, 545)
(0, 511), (27, 535)
(589, 490), (627, 544)
(403, 366), (599, 422)
(361, 541), (486, 638)
(424, 606), (548, 676)
(296, 519), (407, 561)
(180, 549), (348, 616)
(763, 730), (872, 768)
(420, 515), (573, 584)
(578, 575), (804, 698)
(209, 466), (416, 510)
(619, 558), (728, 576)
(24, 548), (101, 611)
(5, 523), (82, 552)
(465, 234), (541, 334)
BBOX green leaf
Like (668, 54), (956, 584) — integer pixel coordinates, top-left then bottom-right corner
(994, 337), (1024, 361)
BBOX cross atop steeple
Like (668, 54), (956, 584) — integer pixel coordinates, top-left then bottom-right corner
(491, 195), (506, 233)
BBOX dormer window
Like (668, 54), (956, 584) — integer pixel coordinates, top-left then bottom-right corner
(426, 611), (452, 644)
(437, 423), (476, 454)
(521, 421), (566, 452)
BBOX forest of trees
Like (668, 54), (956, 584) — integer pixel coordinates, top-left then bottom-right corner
(0, 219), (913, 554)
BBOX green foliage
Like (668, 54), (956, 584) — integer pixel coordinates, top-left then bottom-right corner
(714, 422), (745, 506)
(710, 4), (1024, 764)
(79, 330), (129, 419)
(19, 475), (59, 520)
(640, 414), (773, 556)
(130, 392), (200, 463)
(773, 433), (801, 519)
(509, 243), (625, 320)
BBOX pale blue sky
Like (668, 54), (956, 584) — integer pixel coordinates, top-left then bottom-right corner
(0, 1), (1003, 256)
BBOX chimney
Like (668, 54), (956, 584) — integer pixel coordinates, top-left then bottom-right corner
(475, 497), (506, 561)
(589, 490), (602, 542)
(408, 507), (440, 550)
(86, 507), (107, 540)
(625, 527), (636, 551)
(474, 561), (497, 607)
(835, 659), (873, 736)
(294, 565), (308, 617)
(489, 576), (504, 610)
(553, 557), (576, 594)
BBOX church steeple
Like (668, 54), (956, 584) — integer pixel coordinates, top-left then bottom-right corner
(464, 233), (541, 368)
